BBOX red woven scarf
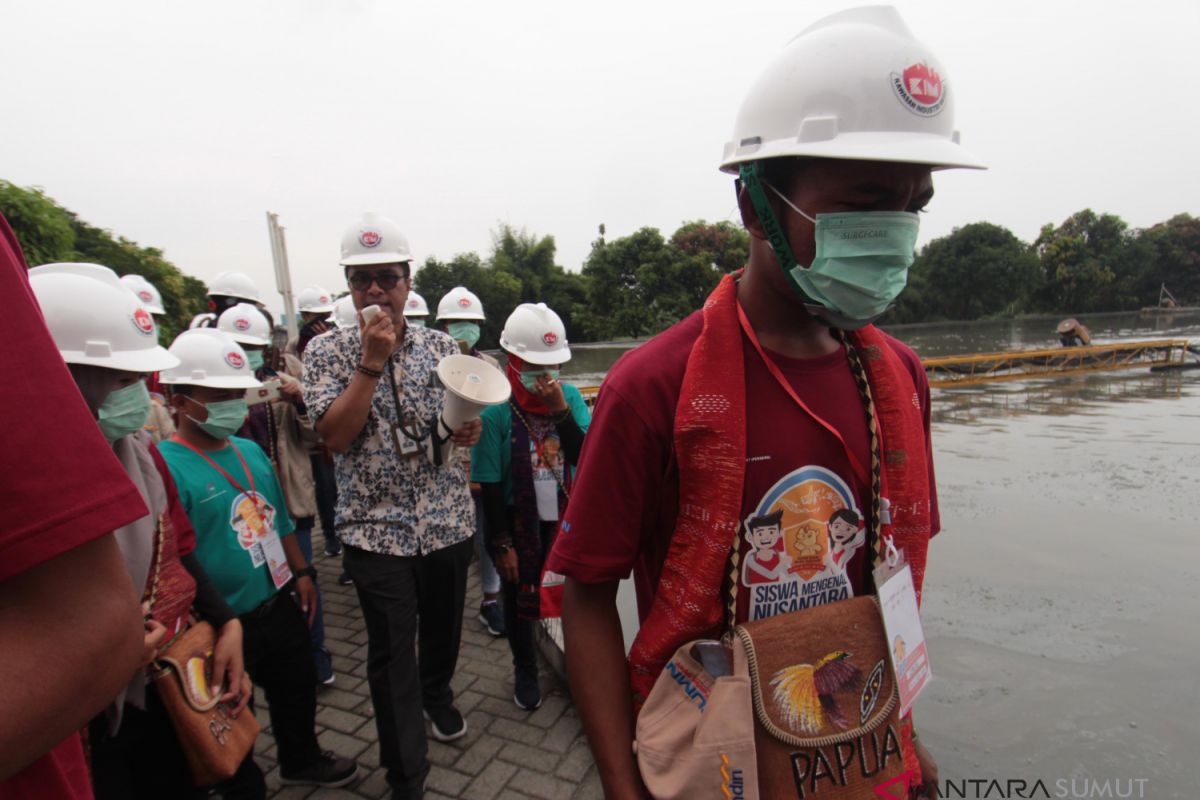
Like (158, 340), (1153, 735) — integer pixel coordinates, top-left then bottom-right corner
(627, 274), (933, 707)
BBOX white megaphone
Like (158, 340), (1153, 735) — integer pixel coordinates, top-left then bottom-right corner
(425, 354), (511, 466)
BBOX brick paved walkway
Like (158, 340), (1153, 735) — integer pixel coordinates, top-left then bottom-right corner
(256, 548), (604, 800)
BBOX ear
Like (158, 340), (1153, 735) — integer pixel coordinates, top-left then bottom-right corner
(737, 182), (769, 242)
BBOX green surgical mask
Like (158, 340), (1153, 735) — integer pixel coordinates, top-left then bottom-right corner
(519, 369), (560, 391)
(741, 163), (919, 329)
(98, 381), (152, 442)
(447, 321), (480, 349)
(408, 318), (426, 328)
(188, 398), (249, 440)
(246, 349), (265, 370)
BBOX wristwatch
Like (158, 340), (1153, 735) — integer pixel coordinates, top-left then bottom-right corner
(296, 566), (318, 580)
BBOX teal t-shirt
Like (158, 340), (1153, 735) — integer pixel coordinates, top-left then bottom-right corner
(159, 435), (296, 615)
(471, 384), (591, 506)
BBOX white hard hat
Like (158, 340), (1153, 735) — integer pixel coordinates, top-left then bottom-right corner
(720, 6), (985, 173)
(329, 295), (359, 329)
(297, 285), (336, 313)
(29, 263), (179, 373)
(436, 286), (485, 321)
(159, 329), (262, 389)
(499, 303), (571, 366)
(339, 212), (412, 267)
(207, 270), (262, 302)
(119, 274), (166, 315)
(404, 291), (430, 318)
(217, 303), (272, 346)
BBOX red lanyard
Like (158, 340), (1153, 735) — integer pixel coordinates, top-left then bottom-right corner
(170, 435), (260, 502)
(736, 302), (871, 490)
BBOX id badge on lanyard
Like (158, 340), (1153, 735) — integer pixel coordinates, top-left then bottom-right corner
(873, 543), (931, 717)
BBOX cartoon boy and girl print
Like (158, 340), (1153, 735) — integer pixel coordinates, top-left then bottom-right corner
(742, 505), (866, 586)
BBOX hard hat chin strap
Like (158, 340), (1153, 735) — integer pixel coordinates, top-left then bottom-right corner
(739, 162), (878, 331)
(740, 163), (825, 310)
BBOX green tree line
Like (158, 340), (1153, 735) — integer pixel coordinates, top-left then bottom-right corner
(1, 180), (208, 342)
(5, 179), (1197, 350)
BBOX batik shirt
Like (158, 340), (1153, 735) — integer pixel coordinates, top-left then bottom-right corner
(302, 324), (474, 556)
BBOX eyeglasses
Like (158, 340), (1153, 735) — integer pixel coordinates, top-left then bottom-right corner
(347, 271), (404, 292)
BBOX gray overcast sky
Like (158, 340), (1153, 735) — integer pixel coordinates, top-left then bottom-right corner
(5, 0), (1199, 318)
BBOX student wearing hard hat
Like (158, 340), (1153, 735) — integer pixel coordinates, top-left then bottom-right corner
(159, 328), (358, 793)
(119, 273), (177, 442)
(303, 212), (482, 800)
(546, 7), (984, 796)
(189, 270), (262, 330)
(436, 285), (507, 639)
(403, 291), (430, 327)
(29, 263), (252, 799)
(472, 303), (590, 711)
(295, 284), (337, 355)
(217, 303), (337, 686)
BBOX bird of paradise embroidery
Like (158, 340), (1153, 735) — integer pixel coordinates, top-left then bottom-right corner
(770, 651), (862, 734)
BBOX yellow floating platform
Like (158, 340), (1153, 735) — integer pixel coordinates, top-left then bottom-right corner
(922, 339), (1193, 387)
(575, 339), (1195, 401)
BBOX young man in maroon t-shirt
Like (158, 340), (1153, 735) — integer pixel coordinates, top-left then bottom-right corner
(545, 8), (984, 799)
(0, 214), (146, 798)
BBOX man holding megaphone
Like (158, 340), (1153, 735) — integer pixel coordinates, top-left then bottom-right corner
(301, 212), (484, 800)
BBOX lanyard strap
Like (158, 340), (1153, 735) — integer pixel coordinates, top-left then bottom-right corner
(170, 436), (258, 500)
(510, 401), (571, 500)
(736, 302), (871, 489)
(724, 307), (887, 635)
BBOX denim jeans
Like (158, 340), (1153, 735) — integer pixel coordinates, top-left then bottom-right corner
(293, 526), (331, 680)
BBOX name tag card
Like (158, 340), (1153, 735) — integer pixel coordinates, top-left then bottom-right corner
(874, 560), (931, 717)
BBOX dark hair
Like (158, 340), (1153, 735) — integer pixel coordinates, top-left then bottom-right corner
(829, 508), (861, 527)
(747, 509), (784, 531)
(343, 262), (411, 281)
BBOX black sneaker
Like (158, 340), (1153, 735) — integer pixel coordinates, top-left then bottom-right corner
(278, 751), (357, 788)
(324, 540), (343, 557)
(513, 670), (542, 711)
(477, 601), (505, 637)
(337, 571), (353, 586)
(423, 705), (468, 742)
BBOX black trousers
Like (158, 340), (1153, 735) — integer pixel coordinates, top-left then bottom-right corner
(502, 520), (557, 677)
(343, 538), (471, 791)
(216, 589), (322, 799)
(89, 684), (198, 800)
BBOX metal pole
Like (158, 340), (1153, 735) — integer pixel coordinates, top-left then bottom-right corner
(266, 212), (299, 342)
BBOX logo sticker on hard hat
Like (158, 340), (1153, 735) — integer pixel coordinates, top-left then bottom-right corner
(320, 295), (330, 304)
(225, 350), (246, 369)
(137, 290), (153, 302)
(542, 332), (558, 346)
(458, 297), (471, 308)
(359, 230), (382, 248)
(131, 307), (155, 336)
(892, 63), (946, 117)
(408, 299), (419, 308)
(234, 317), (251, 332)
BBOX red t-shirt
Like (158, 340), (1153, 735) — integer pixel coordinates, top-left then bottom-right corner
(0, 214), (147, 800)
(546, 311), (939, 625)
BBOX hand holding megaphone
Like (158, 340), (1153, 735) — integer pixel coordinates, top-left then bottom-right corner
(359, 304), (396, 369)
(425, 354), (511, 466)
